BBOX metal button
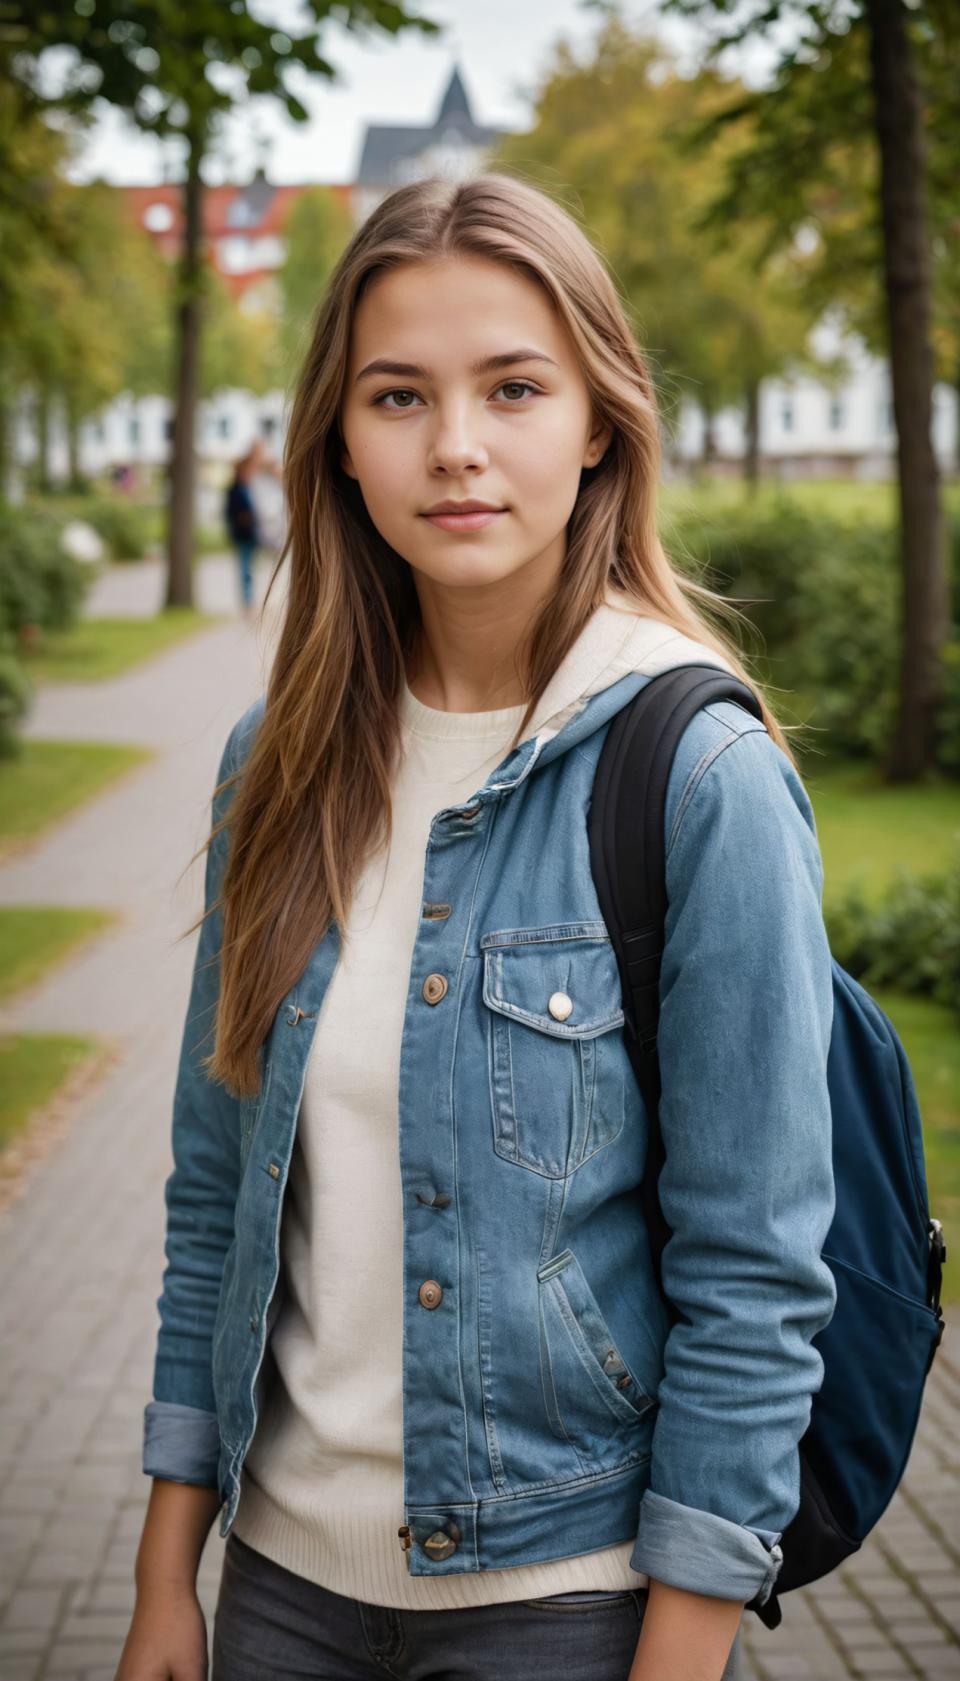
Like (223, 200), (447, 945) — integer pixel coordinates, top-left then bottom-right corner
(424, 1529), (458, 1559)
(418, 1279), (443, 1309)
(548, 990), (573, 1021)
(267, 1162), (280, 1179)
(423, 902), (452, 920)
(422, 973), (448, 1004)
(460, 804), (481, 820)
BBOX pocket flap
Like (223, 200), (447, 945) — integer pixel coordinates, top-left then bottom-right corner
(481, 923), (625, 1039)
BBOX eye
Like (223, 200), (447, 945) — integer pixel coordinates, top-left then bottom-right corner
(373, 388), (422, 410)
(497, 380), (539, 401)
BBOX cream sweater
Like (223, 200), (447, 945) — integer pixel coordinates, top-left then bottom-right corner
(231, 593), (732, 1608)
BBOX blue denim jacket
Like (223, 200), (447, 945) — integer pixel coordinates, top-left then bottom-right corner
(142, 645), (836, 1608)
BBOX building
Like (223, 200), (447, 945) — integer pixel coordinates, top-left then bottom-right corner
(124, 173), (352, 314)
(353, 65), (508, 223)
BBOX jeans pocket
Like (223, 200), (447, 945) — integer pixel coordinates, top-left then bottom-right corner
(520, 1587), (643, 1611)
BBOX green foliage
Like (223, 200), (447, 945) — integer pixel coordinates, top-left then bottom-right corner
(0, 644), (31, 760)
(279, 188), (353, 383)
(0, 504), (90, 642)
(826, 852), (960, 1019)
(78, 497), (155, 562)
(1, 3), (442, 142)
(665, 495), (960, 768)
(201, 269), (281, 400)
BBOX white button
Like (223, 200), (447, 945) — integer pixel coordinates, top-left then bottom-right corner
(548, 991), (573, 1021)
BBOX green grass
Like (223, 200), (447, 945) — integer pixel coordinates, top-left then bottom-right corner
(0, 906), (119, 1003)
(0, 1032), (103, 1150)
(23, 607), (223, 681)
(0, 739), (152, 857)
(804, 761), (960, 905)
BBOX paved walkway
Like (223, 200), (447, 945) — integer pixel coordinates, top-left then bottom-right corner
(0, 557), (956, 1680)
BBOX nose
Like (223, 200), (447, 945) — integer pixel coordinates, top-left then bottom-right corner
(427, 400), (489, 475)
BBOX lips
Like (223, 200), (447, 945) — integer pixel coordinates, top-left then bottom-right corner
(421, 505), (507, 532)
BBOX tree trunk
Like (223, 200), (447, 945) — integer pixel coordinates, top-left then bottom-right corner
(701, 405), (717, 474)
(36, 387), (52, 493)
(65, 391), (84, 493)
(743, 378), (760, 492)
(165, 124), (206, 609)
(866, 0), (946, 780)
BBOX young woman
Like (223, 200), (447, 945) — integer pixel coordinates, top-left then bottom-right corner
(117, 172), (836, 1681)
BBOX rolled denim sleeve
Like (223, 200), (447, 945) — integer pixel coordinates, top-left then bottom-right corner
(142, 719), (247, 1490)
(629, 720), (836, 1603)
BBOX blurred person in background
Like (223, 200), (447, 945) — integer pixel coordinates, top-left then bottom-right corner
(224, 441), (282, 617)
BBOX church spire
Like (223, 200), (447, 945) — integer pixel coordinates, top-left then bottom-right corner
(436, 65), (473, 124)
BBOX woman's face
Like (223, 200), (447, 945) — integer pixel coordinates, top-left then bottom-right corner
(339, 254), (611, 598)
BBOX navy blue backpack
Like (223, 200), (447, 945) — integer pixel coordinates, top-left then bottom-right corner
(588, 665), (947, 1630)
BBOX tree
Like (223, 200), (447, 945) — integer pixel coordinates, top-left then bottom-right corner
(661, 0), (953, 777)
(4, 0), (440, 606)
(279, 186), (353, 384)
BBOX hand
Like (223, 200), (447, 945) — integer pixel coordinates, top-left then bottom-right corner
(114, 1583), (208, 1681)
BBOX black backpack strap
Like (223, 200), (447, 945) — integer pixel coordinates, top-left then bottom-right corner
(589, 663), (776, 1622)
(588, 665), (764, 1309)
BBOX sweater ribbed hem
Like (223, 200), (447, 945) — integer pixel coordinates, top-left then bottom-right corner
(231, 1472), (649, 1610)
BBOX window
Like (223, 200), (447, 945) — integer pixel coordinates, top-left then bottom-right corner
(164, 418), (175, 442)
(129, 417), (140, 445)
(143, 202), (175, 233)
(828, 397), (844, 431)
(217, 415), (232, 440)
(261, 416), (276, 439)
(781, 400), (795, 433)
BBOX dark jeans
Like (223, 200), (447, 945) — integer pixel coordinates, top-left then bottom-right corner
(234, 538), (256, 608)
(212, 1531), (743, 1680)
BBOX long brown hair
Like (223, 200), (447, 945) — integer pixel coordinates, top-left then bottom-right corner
(195, 169), (796, 1099)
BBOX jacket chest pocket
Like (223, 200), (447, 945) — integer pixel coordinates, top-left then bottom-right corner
(480, 922), (626, 1179)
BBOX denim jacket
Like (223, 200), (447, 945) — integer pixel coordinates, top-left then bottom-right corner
(142, 611), (836, 1608)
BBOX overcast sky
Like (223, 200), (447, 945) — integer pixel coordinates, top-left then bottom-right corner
(66, 0), (781, 187)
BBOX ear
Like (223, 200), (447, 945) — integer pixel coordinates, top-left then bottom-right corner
(340, 445), (358, 480)
(583, 416), (613, 469)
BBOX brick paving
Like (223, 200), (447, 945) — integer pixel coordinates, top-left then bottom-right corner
(0, 555), (956, 1680)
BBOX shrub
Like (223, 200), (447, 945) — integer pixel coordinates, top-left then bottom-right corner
(666, 494), (958, 772)
(825, 852), (960, 1019)
(0, 635), (32, 758)
(82, 497), (156, 561)
(0, 503), (90, 642)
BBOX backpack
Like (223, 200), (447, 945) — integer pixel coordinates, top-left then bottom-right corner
(587, 664), (947, 1630)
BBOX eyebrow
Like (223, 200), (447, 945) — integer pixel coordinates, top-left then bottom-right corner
(354, 348), (560, 384)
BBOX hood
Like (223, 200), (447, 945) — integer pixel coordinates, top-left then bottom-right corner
(232, 587), (737, 792)
(473, 585), (738, 798)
